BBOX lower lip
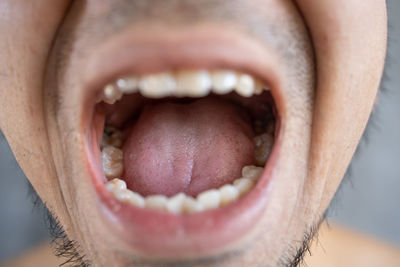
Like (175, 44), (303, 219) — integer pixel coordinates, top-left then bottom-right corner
(84, 108), (282, 260)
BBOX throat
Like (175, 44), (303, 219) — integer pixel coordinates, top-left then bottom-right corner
(122, 97), (256, 197)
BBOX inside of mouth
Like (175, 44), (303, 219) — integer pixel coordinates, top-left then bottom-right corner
(94, 70), (276, 215)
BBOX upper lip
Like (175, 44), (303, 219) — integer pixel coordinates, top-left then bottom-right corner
(81, 25), (285, 259)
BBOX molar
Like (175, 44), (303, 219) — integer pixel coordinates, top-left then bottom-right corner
(105, 178), (127, 192)
(102, 146), (124, 179)
(241, 165), (264, 182)
(115, 189), (145, 208)
(102, 126), (123, 148)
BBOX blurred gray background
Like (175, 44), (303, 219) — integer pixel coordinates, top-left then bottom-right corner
(0, 0), (399, 263)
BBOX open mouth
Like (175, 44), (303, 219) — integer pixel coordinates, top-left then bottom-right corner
(100, 70), (276, 211)
(81, 30), (283, 260)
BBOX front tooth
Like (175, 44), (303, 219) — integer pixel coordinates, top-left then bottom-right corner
(175, 70), (211, 97)
(235, 74), (255, 97)
(116, 77), (138, 94)
(139, 72), (176, 98)
(242, 166), (264, 182)
(103, 84), (123, 104)
(114, 189), (145, 208)
(105, 178), (127, 192)
(197, 189), (220, 210)
(102, 146), (124, 179)
(211, 70), (237, 94)
(233, 178), (255, 196)
(183, 196), (204, 214)
(219, 184), (239, 206)
(253, 133), (274, 166)
(145, 195), (168, 211)
(166, 193), (186, 214)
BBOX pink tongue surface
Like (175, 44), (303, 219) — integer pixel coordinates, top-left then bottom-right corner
(122, 97), (255, 197)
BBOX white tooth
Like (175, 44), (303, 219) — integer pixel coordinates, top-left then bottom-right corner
(103, 84), (123, 104)
(242, 166), (264, 182)
(102, 146), (124, 179)
(115, 189), (145, 208)
(219, 184), (239, 206)
(116, 77), (138, 94)
(175, 70), (211, 97)
(139, 72), (176, 98)
(235, 74), (255, 97)
(145, 195), (167, 211)
(253, 133), (274, 166)
(183, 196), (204, 214)
(166, 193), (186, 214)
(126, 192), (145, 207)
(211, 70), (237, 94)
(105, 178), (127, 192)
(197, 189), (220, 210)
(233, 178), (255, 196)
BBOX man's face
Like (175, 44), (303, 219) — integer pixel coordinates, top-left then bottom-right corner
(0, 1), (386, 266)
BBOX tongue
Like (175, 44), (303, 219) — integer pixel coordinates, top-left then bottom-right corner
(122, 97), (255, 197)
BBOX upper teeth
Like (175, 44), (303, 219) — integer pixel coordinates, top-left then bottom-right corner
(101, 69), (269, 104)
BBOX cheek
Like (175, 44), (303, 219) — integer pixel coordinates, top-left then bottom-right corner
(0, 0), (72, 224)
(296, 0), (387, 209)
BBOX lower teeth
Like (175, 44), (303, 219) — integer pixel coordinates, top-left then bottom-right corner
(101, 119), (272, 214)
(105, 164), (263, 214)
(101, 146), (124, 179)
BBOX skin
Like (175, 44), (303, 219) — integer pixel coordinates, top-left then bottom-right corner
(0, 0), (386, 266)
